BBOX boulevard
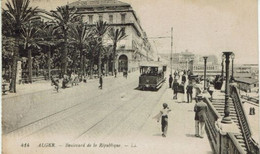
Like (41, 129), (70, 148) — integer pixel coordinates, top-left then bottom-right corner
(2, 71), (212, 154)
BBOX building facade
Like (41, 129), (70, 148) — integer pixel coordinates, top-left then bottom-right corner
(192, 55), (220, 77)
(235, 78), (259, 92)
(67, 0), (155, 72)
(234, 64), (259, 79)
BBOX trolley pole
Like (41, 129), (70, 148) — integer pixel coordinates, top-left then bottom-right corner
(171, 27), (173, 75)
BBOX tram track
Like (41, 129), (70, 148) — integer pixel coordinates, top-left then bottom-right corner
(23, 84), (143, 140)
(4, 78), (138, 136)
(73, 85), (167, 141)
(102, 85), (167, 140)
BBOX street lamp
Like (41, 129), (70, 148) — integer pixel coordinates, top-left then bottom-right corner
(230, 53), (235, 82)
(203, 56), (208, 93)
(221, 54), (225, 78)
(221, 51), (233, 124)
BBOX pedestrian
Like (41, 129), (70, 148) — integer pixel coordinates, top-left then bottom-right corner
(169, 74), (173, 88)
(172, 79), (179, 99)
(62, 74), (69, 89)
(194, 95), (208, 138)
(154, 103), (171, 137)
(174, 71), (178, 79)
(71, 72), (75, 86)
(186, 81), (193, 103)
(99, 75), (103, 89)
(182, 74), (186, 85)
(114, 69), (117, 78)
(83, 75), (87, 83)
(177, 81), (185, 103)
(123, 69), (128, 78)
(51, 76), (59, 92)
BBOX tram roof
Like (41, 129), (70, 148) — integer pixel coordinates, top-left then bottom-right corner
(140, 62), (165, 67)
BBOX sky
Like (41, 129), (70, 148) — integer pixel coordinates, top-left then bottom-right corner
(1, 0), (259, 64)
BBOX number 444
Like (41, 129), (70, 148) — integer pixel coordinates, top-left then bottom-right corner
(21, 143), (30, 147)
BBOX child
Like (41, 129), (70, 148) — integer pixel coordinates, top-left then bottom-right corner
(154, 103), (171, 137)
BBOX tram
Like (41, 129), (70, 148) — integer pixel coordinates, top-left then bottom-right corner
(138, 62), (166, 90)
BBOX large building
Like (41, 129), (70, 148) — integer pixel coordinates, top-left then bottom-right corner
(66, 0), (155, 72)
(159, 51), (220, 76)
(234, 64), (259, 79)
(192, 55), (220, 77)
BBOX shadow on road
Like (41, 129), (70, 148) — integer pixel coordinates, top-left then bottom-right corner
(185, 134), (197, 138)
(153, 133), (162, 137)
(134, 86), (159, 92)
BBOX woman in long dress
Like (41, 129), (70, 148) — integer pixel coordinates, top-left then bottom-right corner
(177, 81), (185, 103)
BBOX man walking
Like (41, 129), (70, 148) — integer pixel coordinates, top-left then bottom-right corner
(194, 95), (208, 138)
(182, 73), (186, 84)
(169, 75), (173, 88)
(154, 103), (171, 137)
(172, 79), (179, 99)
(114, 69), (117, 78)
(186, 81), (193, 103)
(99, 75), (103, 89)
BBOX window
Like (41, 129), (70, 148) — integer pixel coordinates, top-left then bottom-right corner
(109, 15), (113, 23)
(121, 14), (126, 23)
(88, 15), (93, 24)
(99, 15), (103, 21)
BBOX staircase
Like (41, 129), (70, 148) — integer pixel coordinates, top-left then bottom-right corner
(211, 97), (248, 153)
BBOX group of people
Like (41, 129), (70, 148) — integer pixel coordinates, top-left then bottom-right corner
(155, 94), (208, 138)
(154, 69), (208, 138)
(50, 72), (80, 92)
(169, 70), (194, 103)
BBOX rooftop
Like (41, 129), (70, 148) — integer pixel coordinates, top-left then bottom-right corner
(67, 0), (130, 8)
(235, 78), (258, 84)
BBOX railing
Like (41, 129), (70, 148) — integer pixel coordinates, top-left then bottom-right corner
(204, 97), (220, 154)
(227, 133), (247, 154)
(241, 95), (259, 104)
(230, 85), (259, 154)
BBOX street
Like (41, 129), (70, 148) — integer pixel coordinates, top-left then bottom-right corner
(2, 72), (212, 154)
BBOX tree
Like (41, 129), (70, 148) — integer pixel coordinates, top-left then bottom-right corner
(94, 21), (109, 76)
(21, 23), (40, 83)
(108, 27), (127, 75)
(3, 0), (39, 92)
(102, 45), (113, 76)
(69, 20), (93, 78)
(38, 23), (59, 79)
(45, 5), (80, 76)
(87, 36), (102, 79)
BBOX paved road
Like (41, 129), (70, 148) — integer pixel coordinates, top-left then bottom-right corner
(3, 72), (169, 153)
(3, 71), (212, 154)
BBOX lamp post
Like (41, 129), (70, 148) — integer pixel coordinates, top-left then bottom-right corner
(221, 54), (225, 78)
(231, 53), (235, 82)
(221, 51), (233, 124)
(203, 56), (208, 93)
(190, 59), (194, 74)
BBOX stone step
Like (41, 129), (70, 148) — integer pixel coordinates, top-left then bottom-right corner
(236, 135), (244, 139)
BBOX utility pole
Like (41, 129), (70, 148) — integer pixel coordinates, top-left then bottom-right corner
(171, 27), (173, 75)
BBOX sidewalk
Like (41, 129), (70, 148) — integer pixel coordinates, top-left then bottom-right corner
(2, 72), (137, 99)
(134, 87), (213, 154)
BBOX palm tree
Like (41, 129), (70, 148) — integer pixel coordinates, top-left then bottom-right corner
(102, 45), (113, 76)
(38, 23), (59, 79)
(94, 21), (109, 76)
(45, 5), (80, 76)
(87, 36), (102, 79)
(108, 27), (127, 75)
(69, 21), (93, 78)
(21, 23), (40, 83)
(3, 0), (39, 92)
